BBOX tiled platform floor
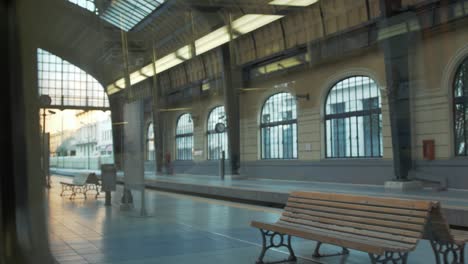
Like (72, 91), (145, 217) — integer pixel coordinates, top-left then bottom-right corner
(51, 168), (468, 209)
(47, 175), (466, 264)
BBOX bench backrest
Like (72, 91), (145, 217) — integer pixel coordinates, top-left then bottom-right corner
(425, 206), (457, 242)
(86, 173), (100, 185)
(281, 191), (436, 248)
(72, 173), (99, 185)
(72, 173), (89, 185)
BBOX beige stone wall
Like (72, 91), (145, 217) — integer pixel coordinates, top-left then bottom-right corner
(159, 95), (224, 162)
(240, 47), (391, 161)
(409, 28), (468, 160)
(158, 48), (396, 163)
(151, 12), (468, 166)
(235, 0), (380, 65)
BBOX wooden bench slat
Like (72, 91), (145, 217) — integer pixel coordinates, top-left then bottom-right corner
(252, 221), (390, 254)
(251, 221), (414, 255)
(290, 191), (435, 211)
(278, 215), (419, 244)
(285, 203), (427, 231)
(280, 216), (421, 243)
(275, 221), (416, 250)
(282, 210), (423, 237)
(287, 197), (428, 218)
(451, 229), (468, 244)
(251, 191), (440, 263)
(285, 203), (426, 231)
(425, 206), (455, 242)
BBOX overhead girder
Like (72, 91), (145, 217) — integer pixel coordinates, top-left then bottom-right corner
(36, 0), (328, 89)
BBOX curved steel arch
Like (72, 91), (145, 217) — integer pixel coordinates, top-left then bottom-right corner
(37, 48), (110, 110)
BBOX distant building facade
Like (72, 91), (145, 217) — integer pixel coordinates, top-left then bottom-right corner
(51, 111), (113, 158)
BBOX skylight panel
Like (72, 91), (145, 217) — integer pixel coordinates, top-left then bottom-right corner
(100, 0), (166, 31)
(66, 0), (97, 13)
(269, 0), (319, 6)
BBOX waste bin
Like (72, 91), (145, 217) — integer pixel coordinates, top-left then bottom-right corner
(101, 164), (116, 206)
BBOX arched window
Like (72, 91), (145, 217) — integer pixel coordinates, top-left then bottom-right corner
(260, 92), (298, 159)
(454, 58), (468, 156)
(325, 76), (382, 158)
(207, 106), (228, 160)
(176, 114), (194, 160)
(147, 123), (155, 161)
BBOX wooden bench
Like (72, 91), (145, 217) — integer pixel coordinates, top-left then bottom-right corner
(60, 173), (101, 200)
(425, 205), (468, 264)
(251, 191), (436, 264)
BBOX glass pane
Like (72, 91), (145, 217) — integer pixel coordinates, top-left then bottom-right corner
(260, 92), (298, 159)
(325, 76), (382, 158)
(37, 48), (108, 109)
(176, 113), (194, 160)
(454, 58), (468, 156)
(207, 106), (228, 160)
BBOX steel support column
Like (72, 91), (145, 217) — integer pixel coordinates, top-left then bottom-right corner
(4, 1), (54, 262)
(379, 0), (413, 180)
(151, 41), (164, 174)
(109, 96), (125, 170)
(222, 14), (241, 175)
(151, 85), (164, 174)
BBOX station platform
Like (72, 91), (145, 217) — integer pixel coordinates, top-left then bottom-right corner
(48, 175), (467, 264)
(50, 168), (468, 227)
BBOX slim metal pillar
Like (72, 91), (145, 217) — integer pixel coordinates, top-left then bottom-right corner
(379, 0), (413, 180)
(221, 42), (241, 175)
(150, 41), (164, 174)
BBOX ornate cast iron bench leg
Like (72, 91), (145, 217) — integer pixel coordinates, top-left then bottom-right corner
(430, 240), (465, 264)
(95, 184), (101, 199)
(60, 183), (72, 196)
(70, 187), (75, 200)
(82, 185), (87, 199)
(312, 241), (349, 258)
(256, 229), (296, 264)
(84, 184), (100, 199)
(368, 252), (409, 264)
(70, 185), (86, 200)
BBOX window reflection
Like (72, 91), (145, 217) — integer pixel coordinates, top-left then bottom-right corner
(454, 58), (468, 156)
(261, 92), (298, 159)
(147, 123), (155, 161)
(207, 106), (228, 160)
(325, 76), (382, 158)
(176, 114), (194, 160)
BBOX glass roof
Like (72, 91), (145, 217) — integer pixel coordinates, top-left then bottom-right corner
(66, 0), (165, 31)
(100, 0), (166, 31)
(67, 0), (97, 13)
(37, 48), (110, 110)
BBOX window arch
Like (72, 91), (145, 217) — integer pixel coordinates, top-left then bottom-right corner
(260, 92), (298, 159)
(454, 58), (468, 156)
(325, 76), (382, 158)
(37, 48), (109, 109)
(176, 114), (194, 160)
(147, 123), (155, 161)
(207, 106), (228, 160)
